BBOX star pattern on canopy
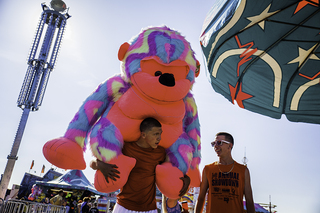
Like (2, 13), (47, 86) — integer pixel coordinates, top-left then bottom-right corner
(245, 4), (279, 30)
(294, 0), (319, 14)
(228, 82), (253, 108)
(287, 44), (320, 66)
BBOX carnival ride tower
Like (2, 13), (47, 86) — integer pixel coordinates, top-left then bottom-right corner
(0, 0), (70, 199)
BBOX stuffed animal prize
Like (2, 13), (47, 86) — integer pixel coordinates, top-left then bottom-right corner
(43, 26), (201, 199)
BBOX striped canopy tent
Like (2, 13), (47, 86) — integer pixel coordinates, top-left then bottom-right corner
(36, 169), (107, 196)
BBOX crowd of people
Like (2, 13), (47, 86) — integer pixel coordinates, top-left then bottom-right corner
(22, 189), (113, 213)
(49, 191), (114, 213)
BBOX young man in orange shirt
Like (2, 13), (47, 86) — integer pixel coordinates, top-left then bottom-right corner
(194, 132), (255, 213)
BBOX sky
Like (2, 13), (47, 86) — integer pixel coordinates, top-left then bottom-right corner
(0, 0), (319, 212)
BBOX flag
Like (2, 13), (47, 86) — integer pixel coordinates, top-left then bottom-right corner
(30, 160), (34, 170)
(41, 165), (45, 173)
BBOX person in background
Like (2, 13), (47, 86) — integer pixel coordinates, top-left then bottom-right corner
(81, 197), (91, 213)
(44, 197), (50, 204)
(50, 189), (64, 206)
(89, 202), (99, 213)
(162, 194), (190, 213)
(77, 200), (82, 213)
(162, 195), (181, 213)
(181, 201), (189, 213)
(63, 198), (69, 213)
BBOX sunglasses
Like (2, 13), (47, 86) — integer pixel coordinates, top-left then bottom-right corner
(211, 140), (231, 147)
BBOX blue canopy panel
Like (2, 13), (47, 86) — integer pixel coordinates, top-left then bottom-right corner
(200, 0), (320, 124)
(36, 169), (108, 196)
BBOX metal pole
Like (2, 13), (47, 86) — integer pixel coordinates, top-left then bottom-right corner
(0, 108), (30, 199)
(269, 195), (271, 213)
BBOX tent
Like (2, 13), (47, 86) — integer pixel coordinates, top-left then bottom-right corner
(243, 201), (269, 213)
(18, 169), (63, 199)
(36, 169), (107, 196)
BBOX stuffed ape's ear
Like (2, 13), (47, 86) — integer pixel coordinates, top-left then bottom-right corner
(195, 60), (200, 77)
(118, 42), (130, 61)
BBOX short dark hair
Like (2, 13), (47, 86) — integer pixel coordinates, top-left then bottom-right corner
(140, 117), (161, 133)
(216, 132), (234, 145)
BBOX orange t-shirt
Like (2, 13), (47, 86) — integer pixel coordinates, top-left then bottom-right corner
(117, 142), (166, 211)
(204, 161), (246, 213)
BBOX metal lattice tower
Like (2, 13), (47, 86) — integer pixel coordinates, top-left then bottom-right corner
(0, 0), (70, 199)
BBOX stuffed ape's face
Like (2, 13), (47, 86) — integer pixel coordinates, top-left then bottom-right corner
(131, 56), (191, 102)
(118, 26), (200, 101)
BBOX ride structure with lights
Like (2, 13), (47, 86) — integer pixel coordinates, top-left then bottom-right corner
(0, 0), (70, 199)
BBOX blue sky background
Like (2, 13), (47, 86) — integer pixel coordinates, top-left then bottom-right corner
(0, 1), (319, 212)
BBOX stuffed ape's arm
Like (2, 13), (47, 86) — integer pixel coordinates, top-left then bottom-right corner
(183, 92), (201, 169)
(64, 75), (130, 150)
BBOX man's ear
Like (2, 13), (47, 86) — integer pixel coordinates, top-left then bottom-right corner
(118, 42), (130, 61)
(229, 143), (233, 150)
(141, 132), (146, 139)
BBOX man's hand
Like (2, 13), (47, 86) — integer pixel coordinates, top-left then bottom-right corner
(179, 174), (190, 197)
(90, 159), (120, 183)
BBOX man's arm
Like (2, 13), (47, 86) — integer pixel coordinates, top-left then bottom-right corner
(162, 194), (168, 213)
(90, 159), (120, 183)
(194, 168), (209, 213)
(244, 167), (255, 213)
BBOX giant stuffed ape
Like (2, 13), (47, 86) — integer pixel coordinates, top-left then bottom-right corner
(43, 26), (201, 199)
